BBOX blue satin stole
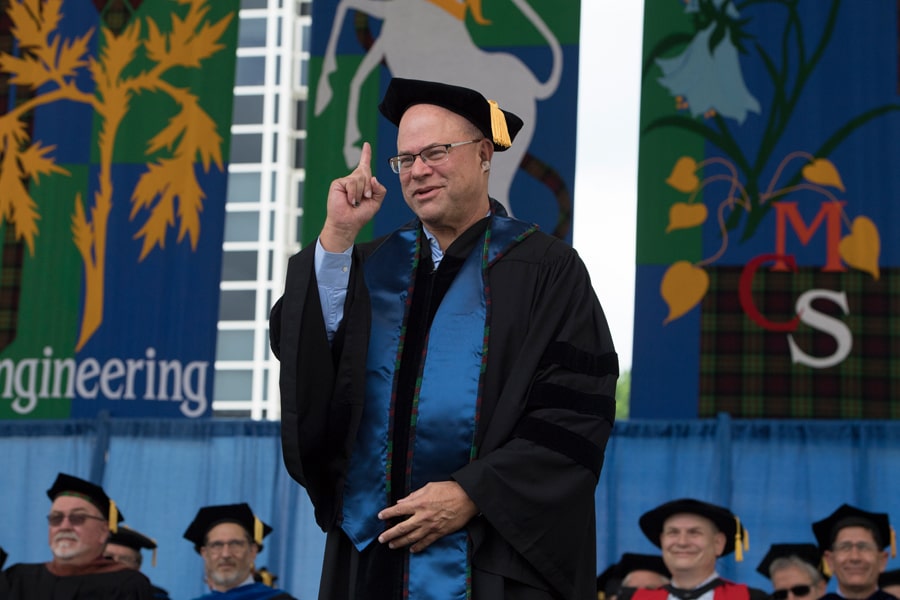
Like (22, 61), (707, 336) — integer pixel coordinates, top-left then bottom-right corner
(341, 216), (535, 599)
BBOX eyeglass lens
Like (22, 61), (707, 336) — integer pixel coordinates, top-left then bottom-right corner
(47, 512), (104, 526)
(772, 585), (812, 600)
(206, 539), (249, 553)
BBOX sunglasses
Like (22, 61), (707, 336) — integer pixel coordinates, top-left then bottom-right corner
(47, 512), (107, 527)
(771, 585), (812, 600)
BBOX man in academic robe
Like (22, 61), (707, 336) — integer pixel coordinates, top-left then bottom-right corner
(755, 543), (827, 600)
(812, 504), (898, 600)
(270, 77), (618, 599)
(183, 503), (296, 600)
(104, 525), (170, 599)
(621, 499), (767, 600)
(2, 472), (154, 599)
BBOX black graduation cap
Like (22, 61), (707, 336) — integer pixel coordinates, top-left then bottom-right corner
(378, 77), (524, 151)
(617, 552), (671, 580)
(639, 498), (749, 561)
(183, 503), (273, 554)
(879, 569), (900, 589)
(46, 472), (123, 533)
(107, 525), (158, 567)
(0, 546), (7, 570)
(811, 504), (895, 554)
(755, 543), (825, 580)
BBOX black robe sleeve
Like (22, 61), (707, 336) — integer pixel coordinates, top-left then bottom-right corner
(452, 234), (618, 599)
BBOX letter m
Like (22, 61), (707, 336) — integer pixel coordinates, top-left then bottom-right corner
(772, 201), (846, 272)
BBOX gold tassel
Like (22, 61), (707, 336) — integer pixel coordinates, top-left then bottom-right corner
(108, 500), (118, 534)
(260, 569), (274, 587)
(744, 525), (750, 551)
(488, 100), (511, 149)
(891, 526), (896, 558)
(734, 516), (743, 562)
(151, 547), (157, 568)
(254, 516), (263, 545)
(821, 557), (832, 578)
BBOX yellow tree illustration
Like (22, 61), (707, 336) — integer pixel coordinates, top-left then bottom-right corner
(0, 0), (233, 350)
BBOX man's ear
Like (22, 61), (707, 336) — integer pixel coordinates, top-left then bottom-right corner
(714, 531), (727, 556)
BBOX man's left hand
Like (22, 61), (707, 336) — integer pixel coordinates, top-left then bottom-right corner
(377, 481), (479, 553)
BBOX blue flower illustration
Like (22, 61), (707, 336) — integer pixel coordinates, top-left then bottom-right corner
(656, 1), (760, 124)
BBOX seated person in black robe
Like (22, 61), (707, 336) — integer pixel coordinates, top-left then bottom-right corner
(813, 504), (898, 600)
(183, 503), (296, 600)
(104, 525), (170, 600)
(2, 472), (153, 599)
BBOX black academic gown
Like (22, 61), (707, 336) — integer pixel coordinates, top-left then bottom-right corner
(271, 203), (618, 600)
(3, 561), (154, 599)
(822, 591), (900, 600)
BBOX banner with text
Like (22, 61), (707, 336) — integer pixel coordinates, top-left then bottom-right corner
(0, 0), (239, 418)
(632, 1), (900, 419)
(303, 0), (581, 245)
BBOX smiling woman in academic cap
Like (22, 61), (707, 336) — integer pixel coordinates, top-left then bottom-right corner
(270, 76), (618, 599)
(2, 472), (154, 600)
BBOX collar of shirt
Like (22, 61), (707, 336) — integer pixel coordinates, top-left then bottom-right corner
(422, 210), (491, 270)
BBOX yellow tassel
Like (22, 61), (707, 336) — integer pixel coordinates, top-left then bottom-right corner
(488, 100), (511, 149)
(891, 526), (896, 558)
(734, 516), (743, 562)
(821, 557), (832, 578)
(109, 500), (118, 534)
(260, 569), (274, 587)
(151, 547), (157, 568)
(254, 516), (263, 545)
(744, 525), (750, 551)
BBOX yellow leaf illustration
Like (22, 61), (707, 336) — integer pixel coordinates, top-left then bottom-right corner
(0, 53), (53, 89)
(661, 260), (709, 324)
(801, 158), (845, 192)
(71, 193), (93, 259)
(19, 142), (70, 183)
(838, 216), (880, 280)
(100, 20), (140, 83)
(0, 150), (39, 255)
(666, 202), (708, 233)
(56, 31), (94, 79)
(665, 156), (699, 193)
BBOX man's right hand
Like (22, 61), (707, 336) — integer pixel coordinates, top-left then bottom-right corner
(320, 141), (387, 252)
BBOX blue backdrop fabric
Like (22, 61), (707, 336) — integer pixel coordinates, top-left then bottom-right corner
(2, 415), (900, 599)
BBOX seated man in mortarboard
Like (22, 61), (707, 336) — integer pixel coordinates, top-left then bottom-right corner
(105, 525), (170, 600)
(1, 472), (154, 599)
(878, 570), (900, 599)
(183, 503), (296, 600)
(621, 498), (768, 600)
(812, 504), (898, 600)
(756, 543), (827, 600)
(604, 552), (671, 600)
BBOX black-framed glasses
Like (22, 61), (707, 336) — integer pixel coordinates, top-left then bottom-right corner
(771, 585), (812, 600)
(388, 139), (482, 174)
(47, 512), (107, 527)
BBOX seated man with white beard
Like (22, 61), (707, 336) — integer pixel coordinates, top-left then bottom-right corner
(183, 503), (296, 600)
(1, 472), (154, 599)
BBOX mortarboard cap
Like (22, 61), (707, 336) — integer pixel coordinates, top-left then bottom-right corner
(812, 504), (895, 555)
(755, 543), (825, 580)
(183, 503), (273, 554)
(639, 498), (750, 561)
(617, 552), (671, 580)
(46, 472), (123, 533)
(107, 525), (158, 567)
(378, 77), (524, 151)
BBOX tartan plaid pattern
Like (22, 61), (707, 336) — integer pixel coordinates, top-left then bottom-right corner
(699, 266), (900, 418)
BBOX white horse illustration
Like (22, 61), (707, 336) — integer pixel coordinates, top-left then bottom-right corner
(314, 0), (563, 214)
